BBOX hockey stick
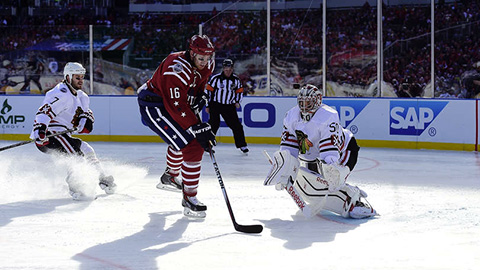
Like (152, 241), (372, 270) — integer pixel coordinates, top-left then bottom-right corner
(208, 145), (263, 234)
(0, 128), (76, 152)
(262, 150), (313, 218)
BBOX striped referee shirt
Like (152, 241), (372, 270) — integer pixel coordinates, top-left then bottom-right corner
(206, 72), (244, 105)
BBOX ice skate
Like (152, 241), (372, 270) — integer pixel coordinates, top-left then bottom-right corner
(182, 195), (207, 218)
(66, 172), (96, 201)
(99, 175), (117, 194)
(349, 200), (377, 219)
(156, 168), (182, 192)
(239, 146), (249, 155)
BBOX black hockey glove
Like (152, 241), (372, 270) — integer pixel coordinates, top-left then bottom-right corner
(191, 92), (208, 115)
(33, 123), (49, 147)
(74, 109), (95, 134)
(189, 122), (216, 151)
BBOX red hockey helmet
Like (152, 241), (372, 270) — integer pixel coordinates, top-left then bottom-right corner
(189, 35), (215, 56)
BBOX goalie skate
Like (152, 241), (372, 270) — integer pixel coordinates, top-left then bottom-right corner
(156, 169), (182, 192)
(182, 195), (207, 218)
(349, 200), (377, 219)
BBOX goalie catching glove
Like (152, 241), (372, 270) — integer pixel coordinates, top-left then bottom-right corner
(189, 122), (216, 151)
(320, 156), (351, 192)
(264, 150), (300, 190)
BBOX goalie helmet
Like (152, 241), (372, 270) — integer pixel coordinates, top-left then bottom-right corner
(297, 84), (323, 121)
(189, 35), (215, 56)
(63, 62), (85, 82)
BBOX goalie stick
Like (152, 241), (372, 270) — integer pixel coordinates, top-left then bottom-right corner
(263, 150), (314, 218)
(208, 145), (263, 234)
(0, 128), (77, 152)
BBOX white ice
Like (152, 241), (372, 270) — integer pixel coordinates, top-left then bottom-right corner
(0, 141), (479, 270)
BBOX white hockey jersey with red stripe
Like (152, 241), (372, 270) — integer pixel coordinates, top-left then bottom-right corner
(30, 82), (91, 138)
(280, 104), (353, 165)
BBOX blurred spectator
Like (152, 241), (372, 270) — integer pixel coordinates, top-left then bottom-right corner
(19, 54), (44, 94)
(460, 61), (480, 98)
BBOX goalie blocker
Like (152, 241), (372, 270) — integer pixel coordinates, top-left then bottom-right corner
(264, 150), (377, 219)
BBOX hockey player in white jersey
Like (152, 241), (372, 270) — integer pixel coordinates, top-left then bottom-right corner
(265, 84), (377, 219)
(30, 62), (116, 200)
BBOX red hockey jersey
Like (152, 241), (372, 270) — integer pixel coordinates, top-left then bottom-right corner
(146, 51), (215, 129)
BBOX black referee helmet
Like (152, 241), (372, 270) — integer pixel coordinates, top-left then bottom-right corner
(223, 59), (234, 67)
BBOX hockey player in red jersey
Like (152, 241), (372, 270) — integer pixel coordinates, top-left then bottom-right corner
(264, 84), (377, 219)
(31, 62), (117, 200)
(137, 34), (216, 218)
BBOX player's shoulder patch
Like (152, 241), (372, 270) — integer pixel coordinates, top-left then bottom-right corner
(173, 63), (183, 73)
(49, 85), (68, 95)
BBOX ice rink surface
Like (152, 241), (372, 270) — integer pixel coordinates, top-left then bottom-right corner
(0, 141), (479, 270)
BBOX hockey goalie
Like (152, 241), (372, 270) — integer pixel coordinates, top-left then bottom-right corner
(264, 84), (377, 219)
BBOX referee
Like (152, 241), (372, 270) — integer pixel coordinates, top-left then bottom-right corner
(205, 59), (249, 154)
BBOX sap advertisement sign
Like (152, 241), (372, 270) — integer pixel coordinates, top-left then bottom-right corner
(389, 100), (448, 136)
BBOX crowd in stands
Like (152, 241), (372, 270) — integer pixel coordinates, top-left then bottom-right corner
(131, 0), (284, 3)
(1, 0), (480, 98)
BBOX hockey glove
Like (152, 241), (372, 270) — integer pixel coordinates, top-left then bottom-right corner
(33, 123), (49, 147)
(189, 122), (216, 151)
(76, 109), (94, 134)
(191, 92), (208, 115)
(321, 163), (350, 192)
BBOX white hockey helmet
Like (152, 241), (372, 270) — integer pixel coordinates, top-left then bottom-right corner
(63, 62), (85, 82)
(297, 84), (323, 121)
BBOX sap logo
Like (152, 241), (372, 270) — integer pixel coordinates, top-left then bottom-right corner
(390, 100), (448, 136)
(201, 103), (275, 128)
(323, 99), (370, 127)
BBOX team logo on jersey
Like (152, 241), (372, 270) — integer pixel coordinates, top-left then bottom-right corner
(323, 100), (370, 128)
(173, 63), (183, 73)
(295, 130), (313, 154)
(389, 100), (448, 136)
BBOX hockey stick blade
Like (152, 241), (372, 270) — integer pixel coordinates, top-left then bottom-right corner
(208, 145), (263, 234)
(235, 224), (263, 234)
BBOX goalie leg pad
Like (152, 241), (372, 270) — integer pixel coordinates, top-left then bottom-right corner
(264, 150), (300, 190)
(294, 171), (374, 218)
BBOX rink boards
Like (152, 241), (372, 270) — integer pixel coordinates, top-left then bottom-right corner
(0, 95), (478, 151)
